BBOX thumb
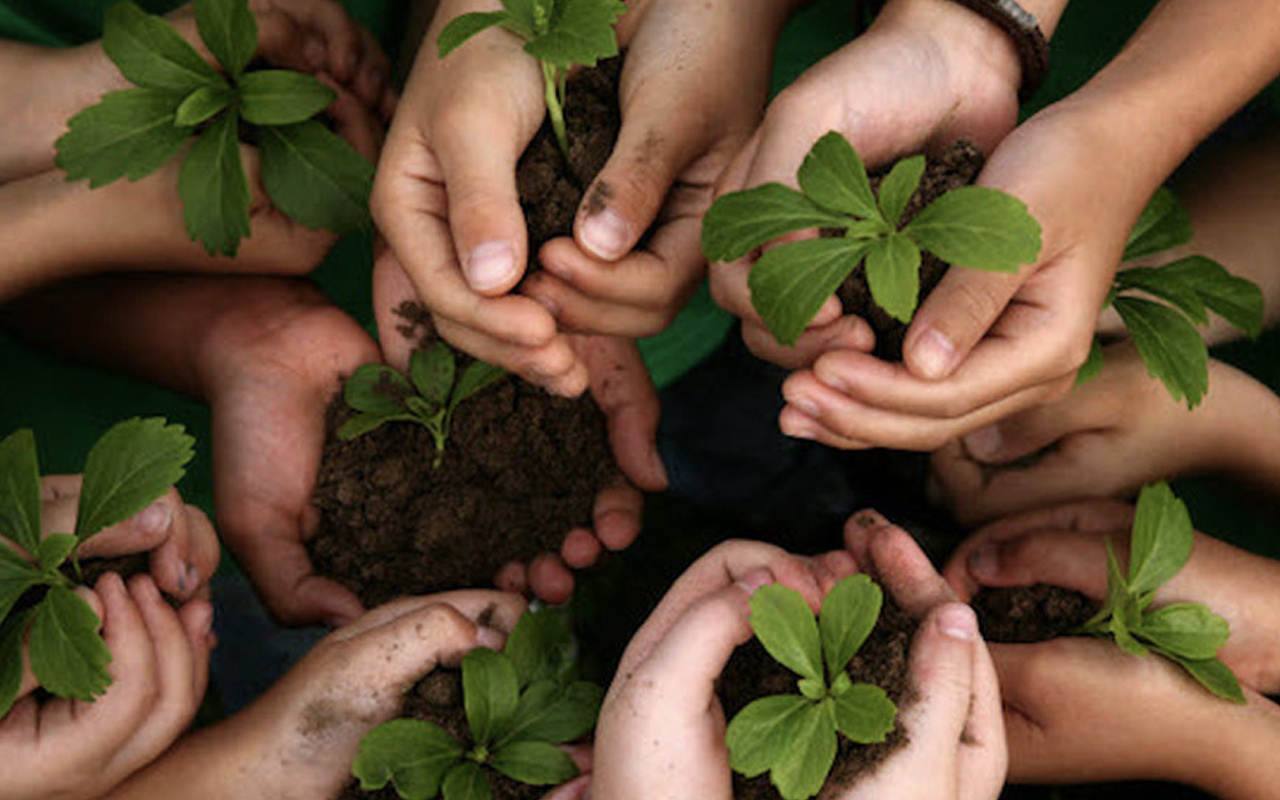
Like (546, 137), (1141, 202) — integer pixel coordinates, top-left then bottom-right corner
(960, 394), (1091, 465)
(577, 335), (667, 491)
(963, 529), (1112, 600)
(903, 603), (980, 756)
(902, 268), (1022, 380)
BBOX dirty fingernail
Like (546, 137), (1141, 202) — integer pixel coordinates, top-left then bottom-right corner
(912, 327), (956, 379)
(579, 207), (632, 261)
(937, 603), (977, 641)
(851, 509), (885, 531)
(133, 499), (172, 536)
(964, 425), (1002, 460)
(465, 241), (517, 291)
(735, 568), (773, 595)
(969, 544), (999, 582)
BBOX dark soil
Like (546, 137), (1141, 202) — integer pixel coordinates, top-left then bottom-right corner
(972, 585), (1099, 644)
(839, 140), (985, 361)
(718, 598), (918, 800)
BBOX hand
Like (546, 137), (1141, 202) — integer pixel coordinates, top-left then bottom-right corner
(942, 499), (1280, 695)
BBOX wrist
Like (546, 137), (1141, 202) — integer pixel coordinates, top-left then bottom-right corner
(1193, 695), (1280, 799)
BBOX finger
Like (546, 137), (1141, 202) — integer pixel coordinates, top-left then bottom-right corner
(965, 529), (1112, 598)
(960, 626), (1008, 800)
(38, 475), (83, 539)
(353, 25), (393, 112)
(561, 528), (602, 569)
(902, 267), (1025, 380)
(807, 549), (859, 594)
(494, 562), (529, 594)
(179, 599), (216, 700)
(277, 0), (363, 83)
(900, 603), (980, 765)
(577, 335), (667, 491)
(521, 271), (678, 339)
(337, 590), (526, 642)
(593, 485), (644, 552)
(321, 75), (384, 162)
(239, 531), (365, 627)
(541, 773), (591, 800)
(528, 553), (575, 606)
(344, 602), (494, 693)
(436, 317), (589, 398)
(960, 390), (1103, 466)
(857, 510), (956, 617)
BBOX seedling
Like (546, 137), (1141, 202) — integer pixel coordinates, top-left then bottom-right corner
(339, 343), (506, 467)
(725, 574), (897, 800)
(56, 0), (374, 257)
(1076, 187), (1265, 408)
(701, 131), (1042, 345)
(1076, 482), (1244, 703)
(0, 418), (194, 717)
(437, 0), (627, 161)
(353, 607), (603, 800)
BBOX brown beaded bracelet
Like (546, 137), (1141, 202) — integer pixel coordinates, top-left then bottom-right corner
(939, 0), (1050, 100)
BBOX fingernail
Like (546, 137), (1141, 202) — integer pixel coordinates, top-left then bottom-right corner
(781, 417), (817, 441)
(816, 370), (849, 394)
(465, 242), (517, 291)
(579, 207), (632, 261)
(937, 604), (977, 641)
(735, 568), (773, 596)
(528, 289), (559, 317)
(851, 509), (885, 531)
(964, 425), (1002, 460)
(969, 544), (999, 582)
(185, 564), (201, 593)
(912, 327), (956, 379)
(477, 626), (505, 650)
(193, 601), (214, 638)
(132, 499), (172, 536)
(789, 394), (821, 418)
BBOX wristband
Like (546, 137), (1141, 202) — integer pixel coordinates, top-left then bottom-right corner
(938, 0), (1050, 100)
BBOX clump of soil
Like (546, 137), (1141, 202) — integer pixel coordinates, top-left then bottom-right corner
(972, 585), (1099, 644)
(838, 140), (985, 361)
(718, 598), (918, 800)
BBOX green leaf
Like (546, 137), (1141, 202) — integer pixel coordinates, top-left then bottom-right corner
(749, 584), (823, 682)
(503, 608), (573, 688)
(462, 648), (519, 745)
(1075, 338), (1104, 387)
(863, 233), (922, 324)
(195, 0), (258, 78)
(353, 719), (463, 800)
(441, 762), (492, 800)
(819, 574), (881, 680)
(877, 154), (925, 228)
(406, 396), (441, 420)
(28, 586), (112, 701)
(179, 109), (251, 257)
(103, 1), (223, 92)
(1113, 296), (1209, 409)
(238, 70), (337, 126)
(1157, 650), (1246, 705)
(726, 694), (811, 778)
(797, 677), (826, 701)
(500, 680), (602, 746)
(501, 0), (539, 33)
(796, 131), (879, 219)
(0, 611), (32, 718)
(438, 11), (511, 57)
(1108, 606), (1149, 657)
(1158, 256), (1265, 339)
(490, 740), (579, 785)
(904, 185), (1041, 272)
(771, 701), (838, 800)
(748, 237), (871, 347)
(337, 411), (418, 441)
(76, 418), (195, 543)
(56, 88), (191, 187)
(523, 0), (626, 70)
(0, 546), (40, 629)
(1136, 603), (1228, 660)
(37, 535), (78, 572)
(411, 345), (456, 407)
(1127, 482), (1193, 598)
(701, 184), (851, 263)
(345, 364), (411, 416)
(452, 361), (507, 407)
(1124, 187), (1191, 261)
(0, 429), (42, 554)
(832, 682), (897, 744)
(258, 120), (374, 235)
(174, 83), (233, 127)
(1115, 266), (1207, 324)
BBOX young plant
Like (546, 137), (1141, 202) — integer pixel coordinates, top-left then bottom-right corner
(725, 574), (897, 800)
(701, 131), (1043, 346)
(0, 418), (194, 717)
(437, 0), (627, 161)
(353, 607), (603, 800)
(1076, 482), (1244, 704)
(1075, 187), (1265, 408)
(339, 343), (506, 467)
(56, 0), (374, 257)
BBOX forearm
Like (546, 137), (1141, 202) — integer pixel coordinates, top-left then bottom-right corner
(0, 171), (105, 301)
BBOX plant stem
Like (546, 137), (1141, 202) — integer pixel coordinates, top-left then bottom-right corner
(541, 61), (570, 162)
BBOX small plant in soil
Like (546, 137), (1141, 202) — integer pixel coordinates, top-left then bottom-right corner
(1075, 481), (1244, 703)
(0, 418), (194, 716)
(56, 0), (374, 257)
(339, 343), (506, 468)
(353, 607), (603, 800)
(726, 574), (898, 800)
(438, 0), (626, 161)
(701, 131), (1043, 346)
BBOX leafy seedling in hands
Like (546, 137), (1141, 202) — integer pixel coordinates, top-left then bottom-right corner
(701, 131), (1042, 346)
(0, 418), (195, 717)
(438, 0), (627, 161)
(55, 0), (374, 257)
(339, 343), (507, 467)
(1075, 482), (1245, 704)
(353, 607), (603, 800)
(1075, 187), (1265, 408)
(725, 574), (898, 800)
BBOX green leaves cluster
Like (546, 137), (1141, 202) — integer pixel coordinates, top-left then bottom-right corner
(1077, 188), (1265, 408)
(701, 131), (1042, 346)
(56, 0), (374, 257)
(1077, 482), (1244, 704)
(0, 419), (195, 716)
(353, 608), (603, 800)
(339, 344), (506, 467)
(438, 0), (626, 160)
(726, 575), (897, 800)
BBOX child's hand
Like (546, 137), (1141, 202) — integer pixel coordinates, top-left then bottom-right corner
(0, 572), (214, 800)
(942, 500), (1280, 695)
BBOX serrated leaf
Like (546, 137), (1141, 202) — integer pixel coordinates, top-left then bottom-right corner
(441, 762), (491, 800)
(1124, 187), (1191, 261)
(904, 185), (1040, 272)
(500, 680), (601, 746)
(0, 611), (32, 718)
(503, 608), (573, 688)
(195, 0), (257, 77)
(1158, 256), (1265, 339)
(1115, 266), (1207, 324)
(452, 361), (507, 407)
(864, 233), (921, 324)
(878, 155), (925, 227)
(0, 429), (42, 554)
(258, 120), (374, 235)
(1127, 482), (1193, 597)
(701, 184), (851, 263)
(796, 131), (879, 219)
(37, 535), (78, 572)
(1136, 603), (1228, 660)
(56, 88), (191, 187)
(771, 701), (837, 800)
(523, 0), (625, 70)
(463, 648), (519, 745)
(0, 546), (41, 626)
(76, 418), (194, 543)
(749, 237), (871, 347)
(337, 411), (418, 441)
(819, 574), (881, 679)
(1113, 296), (1209, 409)
(411, 345), (456, 407)
(345, 364), (412, 415)
(1075, 338), (1104, 387)
(179, 110), (251, 257)
(29, 586), (112, 701)
(238, 70), (336, 126)
(490, 740), (579, 785)
(353, 719), (463, 800)
(1157, 650), (1246, 704)
(174, 83), (233, 127)
(104, 1), (223, 92)
(750, 584), (823, 682)
(438, 11), (511, 57)
(726, 694), (811, 777)
(832, 682), (897, 743)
